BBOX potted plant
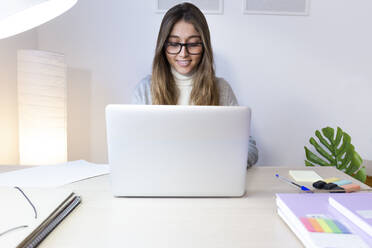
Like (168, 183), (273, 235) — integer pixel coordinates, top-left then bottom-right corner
(304, 126), (367, 183)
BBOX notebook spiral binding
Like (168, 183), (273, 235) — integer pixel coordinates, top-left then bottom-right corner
(25, 196), (81, 248)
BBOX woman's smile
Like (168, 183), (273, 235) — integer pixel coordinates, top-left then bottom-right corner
(176, 60), (192, 67)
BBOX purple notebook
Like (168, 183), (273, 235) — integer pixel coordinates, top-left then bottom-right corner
(276, 193), (372, 247)
(329, 193), (372, 237)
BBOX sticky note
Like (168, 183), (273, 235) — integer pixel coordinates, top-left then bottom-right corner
(333, 179), (352, 186)
(302, 217), (351, 234)
(333, 220), (351, 234)
(317, 218), (333, 233)
(300, 217), (316, 232)
(308, 218), (323, 232)
(324, 177), (340, 183)
(324, 219), (342, 233)
(340, 183), (361, 193)
(289, 170), (322, 182)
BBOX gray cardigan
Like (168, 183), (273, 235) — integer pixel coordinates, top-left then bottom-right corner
(132, 75), (259, 166)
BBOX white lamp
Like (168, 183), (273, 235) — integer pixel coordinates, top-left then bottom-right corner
(18, 50), (67, 165)
(0, 0), (78, 39)
(0, 0), (77, 165)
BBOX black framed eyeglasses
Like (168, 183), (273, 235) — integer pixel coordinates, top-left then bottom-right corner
(165, 41), (203, 55)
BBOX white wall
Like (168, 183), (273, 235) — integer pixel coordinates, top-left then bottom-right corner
(14, 0), (372, 165)
(0, 31), (38, 165)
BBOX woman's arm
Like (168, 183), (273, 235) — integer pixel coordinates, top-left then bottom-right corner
(248, 137), (258, 167)
(217, 78), (259, 166)
(131, 76), (152, 105)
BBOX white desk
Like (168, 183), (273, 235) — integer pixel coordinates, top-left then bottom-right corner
(1, 166), (369, 248)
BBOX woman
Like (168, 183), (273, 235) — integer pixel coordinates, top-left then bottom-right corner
(132, 3), (258, 166)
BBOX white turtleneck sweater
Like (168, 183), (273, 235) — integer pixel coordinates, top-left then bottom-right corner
(132, 73), (259, 166)
(171, 68), (194, 105)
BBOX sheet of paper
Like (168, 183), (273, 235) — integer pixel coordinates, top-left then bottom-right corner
(289, 170), (322, 182)
(0, 160), (109, 187)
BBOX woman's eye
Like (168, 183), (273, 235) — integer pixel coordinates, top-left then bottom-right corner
(168, 42), (179, 47)
(188, 43), (199, 47)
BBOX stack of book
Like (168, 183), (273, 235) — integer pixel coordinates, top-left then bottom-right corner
(276, 193), (372, 248)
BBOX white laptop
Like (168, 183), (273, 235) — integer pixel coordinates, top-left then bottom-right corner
(105, 104), (251, 197)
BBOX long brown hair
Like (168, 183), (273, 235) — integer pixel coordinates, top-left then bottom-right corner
(151, 2), (219, 105)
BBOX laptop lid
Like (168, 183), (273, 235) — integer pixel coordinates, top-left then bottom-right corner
(105, 104), (251, 197)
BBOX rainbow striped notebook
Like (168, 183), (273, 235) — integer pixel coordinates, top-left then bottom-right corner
(276, 193), (372, 248)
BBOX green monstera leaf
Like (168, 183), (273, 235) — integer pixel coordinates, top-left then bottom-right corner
(304, 127), (366, 183)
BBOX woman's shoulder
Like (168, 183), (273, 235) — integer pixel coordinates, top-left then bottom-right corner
(132, 75), (152, 104)
(136, 75), (152, 89)
(215, 77), (238, 106)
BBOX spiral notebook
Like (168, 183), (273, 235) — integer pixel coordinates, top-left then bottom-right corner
(0, 187), (81, 248)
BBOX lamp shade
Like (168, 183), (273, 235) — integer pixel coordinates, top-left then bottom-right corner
(17, 50), (67, 165)
(0, 0), (77, 39)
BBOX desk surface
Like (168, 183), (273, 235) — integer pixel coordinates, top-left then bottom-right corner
(1, 166), (369, 248)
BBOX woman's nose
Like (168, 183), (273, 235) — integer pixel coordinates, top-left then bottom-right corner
(178, 45), (189, 57)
